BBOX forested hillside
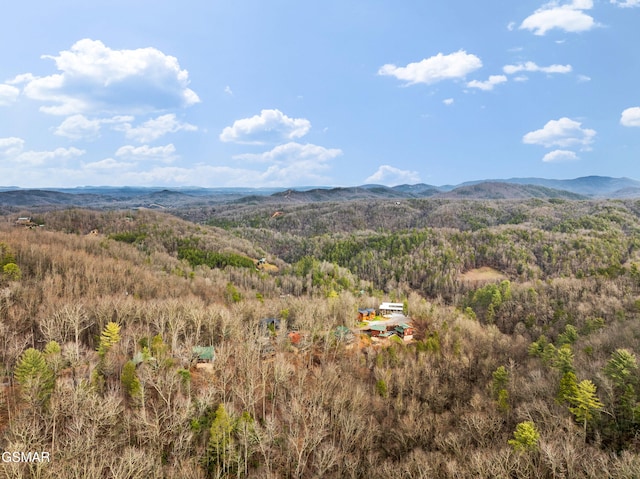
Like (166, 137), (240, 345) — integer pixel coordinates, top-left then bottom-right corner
(2, 199), (640, 478)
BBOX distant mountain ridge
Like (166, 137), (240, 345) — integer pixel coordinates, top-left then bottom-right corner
(434, 182), (586, 200)
(444, 176), (640, 197)
(1, 176), (639, 210)
(0, 189), (111, 207)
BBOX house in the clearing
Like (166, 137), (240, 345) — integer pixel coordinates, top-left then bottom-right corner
(361, 316), (415, 341)
(394, 323), (415, 339)
(357, 308), (376, 321)
(368, 323), (387, 337)
(15, 217), (36, 228)
(378, 302), (404, 316)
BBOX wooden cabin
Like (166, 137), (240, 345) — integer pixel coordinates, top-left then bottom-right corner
(357, 308), (376, 321)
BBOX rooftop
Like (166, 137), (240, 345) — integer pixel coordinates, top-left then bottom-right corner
(379, 302), (404, 310)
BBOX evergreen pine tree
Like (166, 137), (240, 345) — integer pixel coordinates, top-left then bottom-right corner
(569, 379), (603, 437)
(508, 421), (540, 452)
(14, 348), (55, 407)
(97, 322), (121, 358)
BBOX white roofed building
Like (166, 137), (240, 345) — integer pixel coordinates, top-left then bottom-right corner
(379, 302), (404, 316)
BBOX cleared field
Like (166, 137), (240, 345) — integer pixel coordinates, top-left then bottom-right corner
(459, 266), (507, 282)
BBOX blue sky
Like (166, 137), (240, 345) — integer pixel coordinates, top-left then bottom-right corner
(1, 0), (639, 188)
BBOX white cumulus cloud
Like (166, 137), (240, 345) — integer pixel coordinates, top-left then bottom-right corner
(520, 0), (596, 36)
(13, 147), (85, 166)
(364, 165), (421, 186)
(6, 73), (37, 86)
(0, 137), (26, 157)
(542, 149), (579, 162)
(0, 84), (20, 106)
(115, 114), (197, 143)
(220, 109), (311, 144)
(620, 107), (640, 127)
(503, 61), (572, 75)
(467, 75), (508, 91)
(53, 114), (134, 140)
(378, 50), (482, 86)
(21, 38), (199, 115)
(233, 142), (342, 186)
(83, 158), (136, 170)
(611, 0), (640, 7)
(523, 117), (596, 148)
(234, 142), (341, 164)
(115, 144), (177, 162)
(54, 114), (103, 139)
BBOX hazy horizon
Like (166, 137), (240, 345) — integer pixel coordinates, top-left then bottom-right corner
(2, 174), (640, 196)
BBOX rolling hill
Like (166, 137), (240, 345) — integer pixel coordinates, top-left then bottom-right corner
(1, 176), (639, 212)
(452, 175), (640, 197)
(435, 182), (586, 200)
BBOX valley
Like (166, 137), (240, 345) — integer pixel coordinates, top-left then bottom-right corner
(2, 183), (640, 477)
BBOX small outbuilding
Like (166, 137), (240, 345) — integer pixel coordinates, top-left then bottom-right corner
(192, 346), (215, 362)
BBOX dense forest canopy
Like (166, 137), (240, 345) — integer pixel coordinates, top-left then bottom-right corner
(1, 198), (640, 477)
